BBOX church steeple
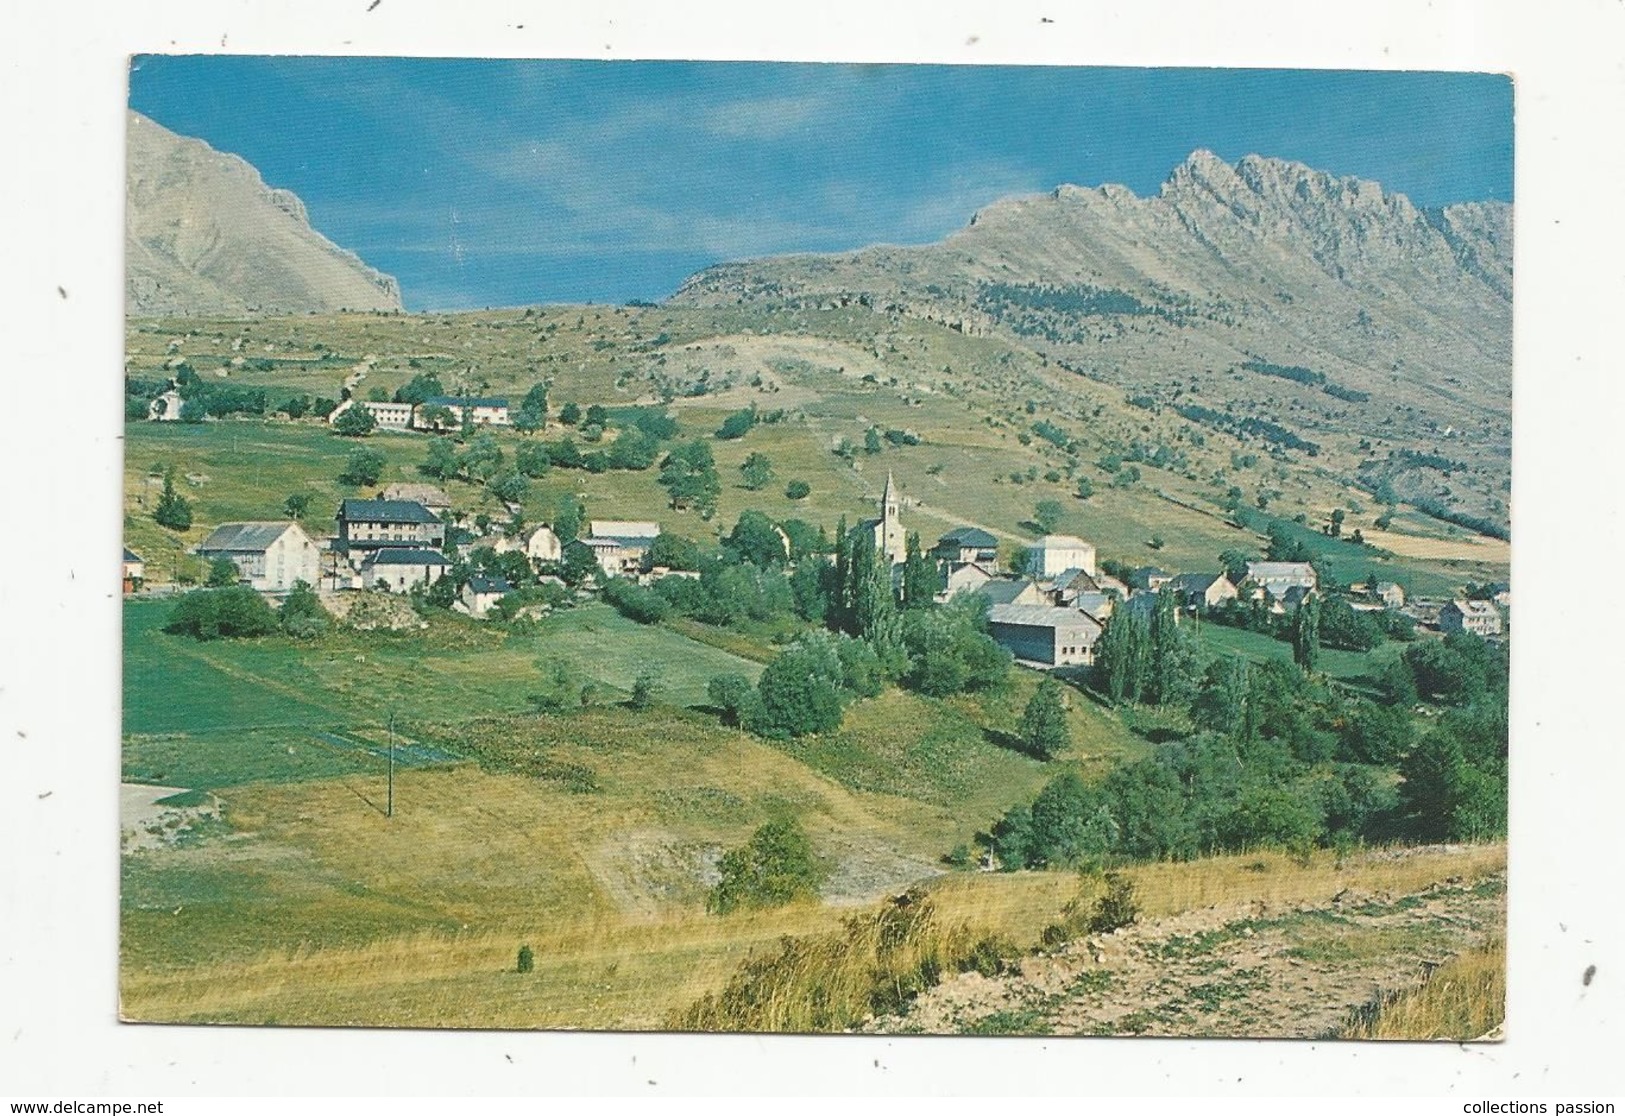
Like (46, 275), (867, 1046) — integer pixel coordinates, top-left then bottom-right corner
(879, 471), (906, 565)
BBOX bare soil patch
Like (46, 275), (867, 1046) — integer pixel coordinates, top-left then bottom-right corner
(869, 871), (1505, 1039)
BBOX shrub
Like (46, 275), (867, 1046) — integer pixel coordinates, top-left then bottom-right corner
(629, 668), (661, 711)
(164, 587), (279, 641)
(708, 818), (826, 914)
(1089, 872), (1139, 933)
(516, 945), (534, 973)
(785, 479), (811, 500)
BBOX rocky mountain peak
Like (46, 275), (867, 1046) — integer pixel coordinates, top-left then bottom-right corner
(126, 111), (403, 317)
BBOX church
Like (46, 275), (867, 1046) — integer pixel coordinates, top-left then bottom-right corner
(853, 471), (909, 566)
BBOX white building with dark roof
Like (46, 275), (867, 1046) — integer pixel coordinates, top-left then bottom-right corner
(336, 498), (447, 556)
(933, 526), (1001, 568)
(1440, 599), (1503, 638)
(359, 548), (450, 592)
(417, 396), (511, 429)
(582, 520), (662, 576)
(194, 521), (320, 592)
(460, 575), (513, 618)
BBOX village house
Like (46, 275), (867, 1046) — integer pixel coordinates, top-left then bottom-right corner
(378, 482), (453, 520)
(932, 526), (1001, 570)
(122, 548), (145, 594)
(853, 472), (909, 566)
(336, 498), (447, 559)
(1440, 598), (1503, 638)
(194, 521), (320, 593)
(1167, 572), (1238, 612)
(987, 603), (1105, 667)
(147, 388), (183, 422)
(417, 395), (511, 429)
(1026, 534), (1098, 579)
(582, 520), (661, 576)
(359, 548), (450, 592)
(1128, 566), (1174, 595)
(330, 398), (414, 431)
(524, 525), (563, 565)
(938, 560), (997, 602)
(1074, 591), (1115, 622)
(460, 575), (512, 618)
(1376, 581), (1406, 609)
(1044, 567), (1102, 607)
(1245, 561), (1319, 601)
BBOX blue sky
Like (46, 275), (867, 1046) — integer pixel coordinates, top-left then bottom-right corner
(128, 58), (1513, 311)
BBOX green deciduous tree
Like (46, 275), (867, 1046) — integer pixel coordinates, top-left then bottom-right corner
(339, 446), (386, 487)
(283, 492), (311, 520)
(154, 469), (192, 531)
(332, 404), (376, 436)
(785, 479), (811, 501)
(206, 555), (240, 587)
(1020, 676), (1072, 760)
(1033, 499), (1065, 534)
(739, 452), (774, 490)
(421, 437), (460, 480)
(659, 439), (721, 515)
(708, 818), (826, 914)
(748, 632), (849, 739)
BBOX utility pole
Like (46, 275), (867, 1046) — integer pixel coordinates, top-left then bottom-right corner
(386, 712), (395, 819)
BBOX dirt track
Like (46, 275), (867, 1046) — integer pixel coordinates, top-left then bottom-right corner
(869, 872), (1505, 1039)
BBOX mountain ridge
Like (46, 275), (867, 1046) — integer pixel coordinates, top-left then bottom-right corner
(125, 111), (403, 317)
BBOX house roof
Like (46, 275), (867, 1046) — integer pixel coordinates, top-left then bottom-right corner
(937, 525), (999, 549)
(589, 520), (660, 539)
(339, 498), (442, 525)
(988, 602), (1104, 636)
(1074, 592), (1114, 619)
(195, 522), (298, 553)
(1169, 572), (1226, 593)
(1032, 533), (1093, 550)
(1447, 599), (1501, 617)
(978, 579), (1042, 605)
(1129, 566), (1171, 587)
(425, 395), (509, 408)
(1247, 561), (1317, 580)
(465, 575), (512, 595)
(363, 548), (450, 567)
(123, 548), (143, 563)
(1049, 567), (1101, 592)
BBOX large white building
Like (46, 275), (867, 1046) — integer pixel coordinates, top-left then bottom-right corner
(1026, 534), (1097, 579)
(330, 398), (415, 431)
(194, 521), (321, 593)
(986, 603), (1105, 667)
